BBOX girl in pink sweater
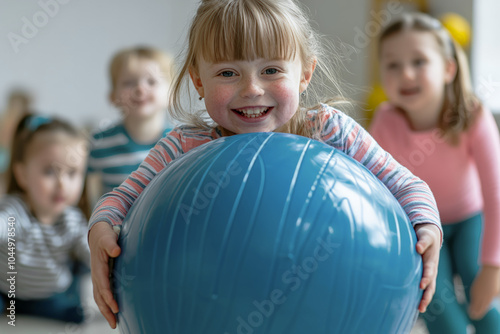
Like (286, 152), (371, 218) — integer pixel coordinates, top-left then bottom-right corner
(370, 12), (500, 334)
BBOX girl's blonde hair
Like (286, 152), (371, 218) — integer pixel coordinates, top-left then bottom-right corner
(171, 0), (349, 138)
(6, 114), (91, 219)
(109, 46), (176, 94)
(379, 12), (480, 144)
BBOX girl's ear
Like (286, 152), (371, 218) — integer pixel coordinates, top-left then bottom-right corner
(300, 58), (317, 93)
(13, 162), (27, 191)
(445, 58), (457, 84)
(189, 67), (204, 98)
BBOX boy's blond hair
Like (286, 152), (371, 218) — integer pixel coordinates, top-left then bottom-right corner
(109, 46), (175, 95)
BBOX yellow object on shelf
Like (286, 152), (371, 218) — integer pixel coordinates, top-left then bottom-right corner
(440, 12), (471, 48)
(365, 84), (388, 121)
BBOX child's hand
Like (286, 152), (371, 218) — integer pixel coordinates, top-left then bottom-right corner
(469, 265), (500, 319)
(89, 221), (121, 329)
(414, 223), (441, 313)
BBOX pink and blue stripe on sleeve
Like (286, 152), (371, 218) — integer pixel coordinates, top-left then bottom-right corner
(312, 104), (441, 234)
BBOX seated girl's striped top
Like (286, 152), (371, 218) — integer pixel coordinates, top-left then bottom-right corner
(0, 195), (90, 299)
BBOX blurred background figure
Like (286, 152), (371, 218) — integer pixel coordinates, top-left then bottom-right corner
(370, 12), (500, 334)
(0, 88), (34, 195)
(86, 46), (176, 207)
(0, 114), (90, 324)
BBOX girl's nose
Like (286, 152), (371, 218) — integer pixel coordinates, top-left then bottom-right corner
(134, 81), (148, 96)
(239, 76), (265, 98)
(56, 175), (65, 189)
(401, 65), (416, 81)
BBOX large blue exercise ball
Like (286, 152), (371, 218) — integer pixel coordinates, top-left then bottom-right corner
(114, 132), (422, 334)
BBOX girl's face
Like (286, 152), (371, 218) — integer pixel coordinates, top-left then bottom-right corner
(111, 58), (170, 120)
(380, 30), (456, 129)
(190, 56), (314, 134)
(14, 133), (87, 225)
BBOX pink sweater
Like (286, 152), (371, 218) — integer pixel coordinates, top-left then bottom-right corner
(370, 102), (500, 266)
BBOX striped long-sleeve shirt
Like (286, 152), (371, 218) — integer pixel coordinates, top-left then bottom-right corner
(89, 105), (442, 236)
(0, 195), (90, 299)
(88, 123), (173, 194)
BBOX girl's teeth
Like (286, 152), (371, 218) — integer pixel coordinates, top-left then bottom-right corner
(236, 107), (269, 118)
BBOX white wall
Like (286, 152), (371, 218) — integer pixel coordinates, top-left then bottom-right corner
(472, 0), (500, 113)
(1, 0), (198, 128)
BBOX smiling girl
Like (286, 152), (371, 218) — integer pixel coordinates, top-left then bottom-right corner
(88, 1), (443, 329)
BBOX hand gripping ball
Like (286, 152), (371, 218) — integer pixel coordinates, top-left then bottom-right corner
(114, 132), (422, 334)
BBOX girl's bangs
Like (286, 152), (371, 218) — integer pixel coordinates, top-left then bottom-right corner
(196, 3), (299, 63)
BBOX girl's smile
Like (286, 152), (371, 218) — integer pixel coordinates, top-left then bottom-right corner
(399, 87), (421, 96)
(232, 106), (272, 119)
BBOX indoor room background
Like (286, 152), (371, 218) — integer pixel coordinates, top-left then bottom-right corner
(1, 1), (499, 333)
(2, 0), (498, 131)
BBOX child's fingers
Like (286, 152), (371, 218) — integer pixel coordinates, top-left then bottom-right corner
(468, 279), (496, 320)
(419, 257), (437, 290)
(93, 287), (115, 327)
(97, 274), (119, 314)
(92, 247), (120, 311)
(102, 236), (121, 258)
(469, 293), (488, 319)
(93, 286), (118, 328)
(469, 300), (488, 320)
(88, 222), (121, 327)
(91, 251), (119, 327)
(413, 225), (441, 313)
(416, 234), (431, 255)
(419, 279), (436, 313)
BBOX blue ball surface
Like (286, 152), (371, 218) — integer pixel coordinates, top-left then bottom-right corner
(114, 132), (422, 334)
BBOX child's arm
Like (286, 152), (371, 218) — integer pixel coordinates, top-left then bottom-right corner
(87, 128), (187, 327)
(469, 266), (500, 319)
(89, 221), (121, 329)
(468, 108), (500, 318)
(318, 107), (442, 236)
(317, 106), (443, 311)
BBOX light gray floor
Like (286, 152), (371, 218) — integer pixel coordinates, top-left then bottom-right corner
(0, 274), (118, 334)
(0, 273), (434, 334)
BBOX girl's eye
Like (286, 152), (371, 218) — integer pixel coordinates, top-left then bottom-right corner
(264, 68), (278, 75)
(413, 59), (426, 67)
(43, 167), (57, 176)
(386, 62), (399, 70)
(148, 78), (157, 86)
(122, 80), (135, 87)
(219, 71), (235, 77)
